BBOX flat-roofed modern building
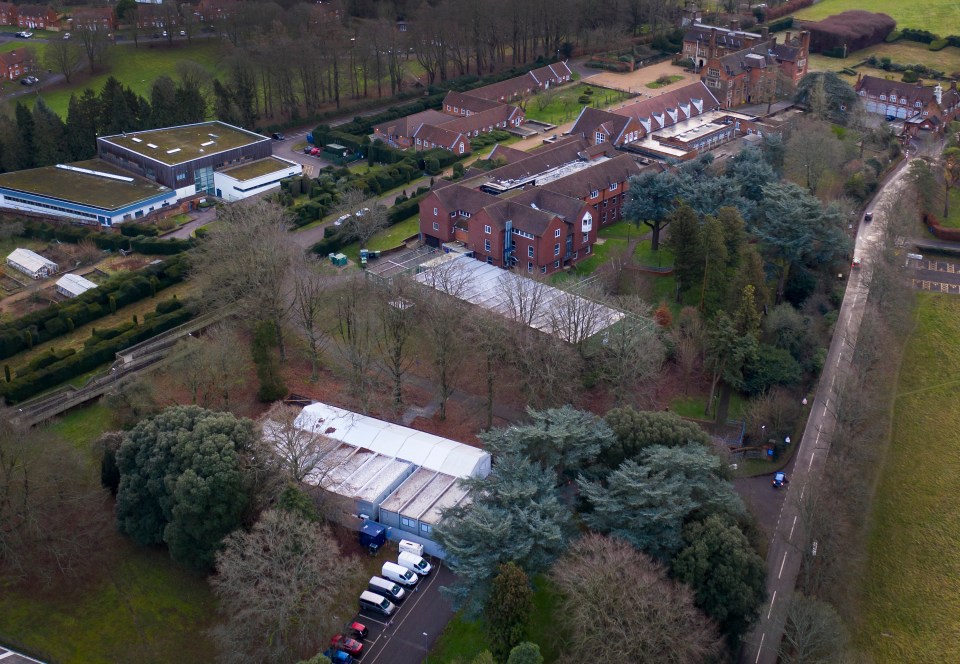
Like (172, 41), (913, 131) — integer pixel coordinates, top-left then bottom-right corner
(97, 121), (287, 200)
(266, 401), (491, 558)
(0, 160), (177, 226)
(214, 156), (303, 202)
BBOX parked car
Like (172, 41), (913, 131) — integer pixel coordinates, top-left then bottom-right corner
(369, 575), (406, 603)
(359, 590), (396, 616)
(772, 471), (788, 488)
(309, 147), (321, 156)
(179, 30), (187, 36)
(864, 212), (873, 222)
(162, 30), (168, 37)
(334, 214), (351, 226)
(355, 207), (370, 217)
(330, 634), (364, 657)
(62, 32), (71, 40)
(852, 257), (862, 269)
(398, 551), (432, 576)
(347, 622), (368, 640)
(323, 649), (353, 664)
(271, 132), (285, 140)
(381, 561), (419, 588)
(16, 31), (33, 39)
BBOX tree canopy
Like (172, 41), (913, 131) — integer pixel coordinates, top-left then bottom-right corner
(601, 407), (711, 470)
(115, 406), (258, 569)
(579, 444), (744, 560)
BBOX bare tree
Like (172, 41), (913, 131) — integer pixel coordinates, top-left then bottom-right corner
(550, 534), (724, 664)
(291, 256), (331, 383)
(779, 593), (849, 664)
(548, 279), (608, 352)
(376, 280), (415, 408)
(785, 118), (845, 195)
(191, 199), (297, 360)
(167, 325), (250, 410)
(334, 275), (377, 410)
(0, 410), (112, 588)
(75, 26), (111, 74)
(261, 404), (337, 483)
(596, 301), (664, 406)
(467, 309), (511, 429)
(44, 38), (83, 83)
(499, 271), (549, 328)
(209, 509), (363, 664)
(336, 189), (388, 249)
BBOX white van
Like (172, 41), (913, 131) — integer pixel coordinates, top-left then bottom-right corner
(398, 539), (424, 557)
(359, 590), (396, 616)
(398, 551), (432, 576)
(369, 575), (406, 603)
(382, 561), (419, 588)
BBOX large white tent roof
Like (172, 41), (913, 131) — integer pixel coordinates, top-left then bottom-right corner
(56, 273), (98, 297)
(295, 402), (491, 479)
(414, 254), (626, 341)
(7, 248), (57, 275)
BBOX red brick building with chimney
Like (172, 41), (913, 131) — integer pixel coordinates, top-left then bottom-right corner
(72, 7), (114, 32)
(855, 74), (960, 135)
(17, 5), (58, 30)
(0, 47), (31, 81)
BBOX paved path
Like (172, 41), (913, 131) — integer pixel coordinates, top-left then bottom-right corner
(739, 156), (915, 664)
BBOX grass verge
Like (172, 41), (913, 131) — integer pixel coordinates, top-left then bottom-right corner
(340, 215), (420, 263)
(856, 293), (960, 662)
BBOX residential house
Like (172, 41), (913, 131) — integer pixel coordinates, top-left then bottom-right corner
(412, 124), (469, 155)
(468, 61), (573, 102)
(0, 48), (31, 81)
(570, 106), (643, 148)
(136, 4), (180, 29)
(17, 5), (58, 30)
(442, 91), (503, 117)
(682, 19), (769, 69)
(72, 7), (114, 32)
(0, 2), (17, 26)
(373, 110), (451, 149)
(197, 0), (236, 22)
(855, 74), (960, 134)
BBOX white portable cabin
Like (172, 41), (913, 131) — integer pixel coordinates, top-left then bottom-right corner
(6, 248), (58, 279)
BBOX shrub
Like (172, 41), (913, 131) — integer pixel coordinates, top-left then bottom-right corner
(929, 39), (948, 51)
(902, 70), (919, 83)
(885, 30), (901, 43)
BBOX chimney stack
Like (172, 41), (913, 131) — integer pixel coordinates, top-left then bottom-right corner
(801, 30), (811, 53)
(729, 18), (740, 32)
(760, 26), (769, 40)
(785, 30), (792, 44)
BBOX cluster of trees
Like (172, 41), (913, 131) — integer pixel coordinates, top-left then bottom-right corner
(435, 406), (766, 661)
(0, 74), (206, 174)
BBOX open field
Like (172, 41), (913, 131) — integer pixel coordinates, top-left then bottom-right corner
(808, 42), (960, 77)
(857, 294), (960, 662)
(793, 0), (960, 33)
(523, 83), (598, 126)
(35, 41), (224, 118)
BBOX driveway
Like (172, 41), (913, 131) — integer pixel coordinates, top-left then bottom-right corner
(349, 561), (456, 664)
(583, 60), (699, 96)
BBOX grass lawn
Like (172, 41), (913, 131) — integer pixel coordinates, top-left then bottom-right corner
(431, 577), (561, 663)
(36, 41), (224, 118)
(856, 294), (960, 662)
(523, 83), (624, 126)
(646, 74), (684, 89)
(0, 543), (218, 664)
(937, 190), (960, 229)
(633, 238), (674, 267)
(341, 215), (420, 263)
(670, 392), (746, 420)
(48, 401), (113, 450)
(808, 42), (960, 78)
(793, 0), (960, 33)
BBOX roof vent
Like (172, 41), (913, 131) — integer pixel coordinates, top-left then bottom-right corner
(166, 148), (181, 154)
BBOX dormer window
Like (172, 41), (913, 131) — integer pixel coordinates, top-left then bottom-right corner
(590, 190), (599, 199)
(880, 95), (886, 101)
(916, 101), (922, 107)
(595, 131), (606, 144)
(890, 95), (897, 103)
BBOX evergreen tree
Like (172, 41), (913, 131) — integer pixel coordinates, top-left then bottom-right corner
(665, 205), (703, 301)
(507, 643), (543, 664)
(623, 169), (681, 250)
(13, 102), (35, 170)
(65, 90), (100, 160)
(32, 98), (68, 167)
(174, 78), (208, 124)
(485, 563), (533, 662)
(149, 75), (179, 128)
(602, 407), (712, 471)
(699, 215), (728, 314)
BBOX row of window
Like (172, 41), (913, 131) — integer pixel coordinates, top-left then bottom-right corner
(399, 516), (432, 535)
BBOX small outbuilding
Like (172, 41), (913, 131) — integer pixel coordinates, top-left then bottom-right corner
(6, 248), (58, 279)
(55, 273), (98, 298)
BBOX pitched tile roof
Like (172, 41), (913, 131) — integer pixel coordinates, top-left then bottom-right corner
(856, 75), (954, 108)
(570, 106), (632, 143)
(541, 154), (643, 199)
(612, 81), (720, 133)
(442, 91), (503, 115)
(430, 183), (500, 214)
(439, 104), (520, 135)
(483, 199), (558, 235)
(510, 187), (586, 223)
(373, 109), (450, 138)
(413, 123), (464, 150)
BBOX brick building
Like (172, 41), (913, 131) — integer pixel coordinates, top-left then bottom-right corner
(72, 6), (114, 31)
(0, 48), (31, 81)
(0, 2), (16, 26)
(419, 138), (645, 274)
(17, 5), (58, 30)
(855, 74), (960, 134)
(135, 4), (180, 29)
(374, 104), (523, 154)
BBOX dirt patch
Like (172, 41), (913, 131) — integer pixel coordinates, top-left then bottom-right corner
(585, 61), (699, 95)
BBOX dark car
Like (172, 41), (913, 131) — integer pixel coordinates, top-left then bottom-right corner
(864, 212), (873, 222)
(303, 146), (313, 154)
(772, 471), (788, 488)
(330, 634), (364, 657)
(271, 132), (285, 140)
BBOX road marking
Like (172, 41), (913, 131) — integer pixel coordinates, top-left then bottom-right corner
(767, 591), (777, 619)
(816, 430), (821, 444)
(366, 562), (444, 664)
(779, 551), (788, 579)
(755, 633), (765, 664)
(801, 484), (806, 501)
(789, 515), (797, 540)
(823, 405), (828, 417)
(808, 451), (816, 471)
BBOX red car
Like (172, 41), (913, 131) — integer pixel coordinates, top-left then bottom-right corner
(331, 634), (364, 657)
(348, 622), (368, 639)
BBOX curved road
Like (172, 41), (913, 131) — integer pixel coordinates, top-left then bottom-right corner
(739, 154), (915, 663)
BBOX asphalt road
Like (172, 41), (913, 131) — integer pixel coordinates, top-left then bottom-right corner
(738, 156), (914, 664)
(348, 561), (456, 664)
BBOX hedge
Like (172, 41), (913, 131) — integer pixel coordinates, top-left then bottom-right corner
(924, 211), (960, 241)
(120, 224), (160, 237)
(17, 220), (192, 255)
(388, 193), (427, 225)
(1, 303), (194, 403)
(0, 255), (187, 361)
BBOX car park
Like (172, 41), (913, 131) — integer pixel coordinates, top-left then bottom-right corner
(330, 634), (364, 656)
(772, 471), (788, 488)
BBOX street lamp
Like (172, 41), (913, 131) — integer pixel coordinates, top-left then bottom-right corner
(423, 632), (429, 664)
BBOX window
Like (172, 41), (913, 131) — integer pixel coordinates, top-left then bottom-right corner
(420, 524), (432, 534)
(554, 260), (560, 268)
(527, 262), (533, 273)
(595, 131), (605, 144)
(484, 224), (491, 234)
(602, 212), (607, 223)
(590, 189), (599, 199)
(603, 200), (607, 208)
(400, 517), (416, 528)
(859, 90), (866, 96)
(880, 95), (886, 101)
(487, 256), (494, 264)
(916, 101), (922, 108)
(708, 67), (720, 77)
(555, 228), (561, 238)
(609, 182), (618, 191)
(433, 222), (439, 231)
(433, 207), (438, 215)
(541, 265), (547, 274)
(459, 142), (465, 154)
(554, 243), (560, 256)
(585, 245), (591, 255)
(484, 239), (491, 252)
(528, 246), (534, 258)
(582, 233), (588, 244)
(890, 95), (897, 103)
